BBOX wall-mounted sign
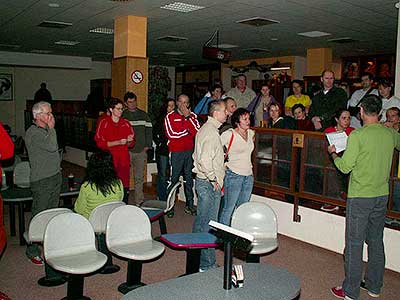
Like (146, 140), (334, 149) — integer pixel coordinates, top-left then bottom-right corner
(131, 70), (143, 84)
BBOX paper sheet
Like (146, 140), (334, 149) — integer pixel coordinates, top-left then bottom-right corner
(325, 131), (348, 153)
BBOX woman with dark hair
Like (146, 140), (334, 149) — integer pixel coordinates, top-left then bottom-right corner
(322, 109), (354, 212)
(378, 79), (400, 122)
(284, 80), (311, 116)
(154, 98), (175, 202)
(95, 98), (135, 203)
(247, 83), (278, 127)
(219, 108), (255, 225)
(268, 103), (296, 129)
(74, 151), (123, 219)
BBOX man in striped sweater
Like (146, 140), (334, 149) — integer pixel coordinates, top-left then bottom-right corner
(122, 92), (153, 204)
(164, 94), (200, 215)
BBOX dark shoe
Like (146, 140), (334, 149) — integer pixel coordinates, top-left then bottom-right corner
(166, 210), (175, 218)
(184, 207), (192, 215)
(189, 207), (197, 216)
(360, 281), (380, 298)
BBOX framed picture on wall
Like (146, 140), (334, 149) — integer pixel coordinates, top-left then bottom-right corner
(0, 74), (13, 101)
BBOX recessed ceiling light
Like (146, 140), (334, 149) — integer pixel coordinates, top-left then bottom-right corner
(211, 44), (238, 49)
(30, 49), (53, 54)
(237, 17), (280, 27)
(89, 27), (114, 35)
(160, 2), (205, 13)
(48, 3), (60, 8)
(327, 37), (357, 44)
(54, 40), (80, 46)
(270, 38), (278, 41)
(38, 20), (72, 28)
(297, 31), (331, 38)
(157, 35), (188, 42)
(164, 51), (185, 55)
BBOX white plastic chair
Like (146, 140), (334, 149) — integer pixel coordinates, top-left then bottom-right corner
(106, 205), (165, 294)
(44, 213), (107, 300)
(140, 181), (181, 234)
(231, 201), (278, 263)
(25, 208), (72, 287)
(88, 201), (126, 274)
(13, 161), (30, 188)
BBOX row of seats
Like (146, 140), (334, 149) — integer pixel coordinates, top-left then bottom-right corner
(26, 194), (278, 299)
(26, 203), (166, 300)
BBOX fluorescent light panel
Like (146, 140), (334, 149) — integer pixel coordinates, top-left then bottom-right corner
(160, 2), (205, 13)
(90, 27), (114, 34)
(164, 51), (185, 55)
(211, 44), (238, 49)
(270, 66), (290, 71)
(55, 40), (80, 46)
(30, 49), (53, 54)
(297, 31), (331, 38)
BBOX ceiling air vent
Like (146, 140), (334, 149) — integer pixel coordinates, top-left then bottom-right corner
(38, 21), (72, 29)
(157, 35), (188, 42)
(244, 48), (270, 53)
(237, 17), (279, 27)
(328, 37), (358, 44)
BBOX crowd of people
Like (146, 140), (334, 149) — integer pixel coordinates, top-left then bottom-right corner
(1, 69), (400, 300)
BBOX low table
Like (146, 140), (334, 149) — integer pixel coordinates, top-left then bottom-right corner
(160, 232), (220, 275)
(121, 263), (301, 300)
(1, 178), (80, 245)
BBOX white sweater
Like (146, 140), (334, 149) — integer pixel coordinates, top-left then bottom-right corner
(221, 128), (255, 176)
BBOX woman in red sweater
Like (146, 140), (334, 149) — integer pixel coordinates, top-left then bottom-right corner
(95, 98), (135, 203)
(322, 109), (354, 212)
(0, 122), (14, 300)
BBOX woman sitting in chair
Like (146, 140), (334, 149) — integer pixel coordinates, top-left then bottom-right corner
(74, 151), (123, 219)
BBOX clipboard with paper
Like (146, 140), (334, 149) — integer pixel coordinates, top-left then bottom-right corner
(325, 131), (348, 153)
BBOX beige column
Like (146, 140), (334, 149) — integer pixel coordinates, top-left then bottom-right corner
(112, 15), (149, 190)
(306, 48), (333, 76)
(112, 15), (148, 111)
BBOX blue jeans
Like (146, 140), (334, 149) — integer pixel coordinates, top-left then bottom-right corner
(343, 196), (387, 300)
(192, 178), (221, 270)
(219, 169), (254, 225)
(169, 150), (194, 208)
(156, 153), (169, 202)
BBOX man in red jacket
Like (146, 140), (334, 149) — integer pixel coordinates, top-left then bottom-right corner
(164, 94), (200, 215)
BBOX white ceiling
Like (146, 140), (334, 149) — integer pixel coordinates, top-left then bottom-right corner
(0, 0), (398, 66)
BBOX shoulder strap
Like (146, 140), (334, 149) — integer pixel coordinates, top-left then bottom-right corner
(354, 87), (374, 107)
(224, 131), (234, 160)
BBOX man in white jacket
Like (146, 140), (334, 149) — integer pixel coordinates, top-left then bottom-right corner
(192, 100), (227, 272)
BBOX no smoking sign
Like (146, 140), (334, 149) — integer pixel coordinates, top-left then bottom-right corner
(131, 70), (143, 84)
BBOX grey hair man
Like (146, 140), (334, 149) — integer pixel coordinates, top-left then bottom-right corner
(25, 101), (62, 266)
(226, 74), (256, 108)
(192, 100), (227, 272)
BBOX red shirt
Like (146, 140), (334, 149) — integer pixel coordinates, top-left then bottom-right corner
(324, 126), (355, 136)
(0, 122), (14, 254)
(95, 116), (135, 188)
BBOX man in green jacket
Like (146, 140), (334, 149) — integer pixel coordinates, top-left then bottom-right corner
(122, 92), (153, 204)
(328, 95), (400, 300)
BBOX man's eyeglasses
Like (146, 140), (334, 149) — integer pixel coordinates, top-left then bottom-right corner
(113, 107), (124, 111)
(39, 112), (52, 116)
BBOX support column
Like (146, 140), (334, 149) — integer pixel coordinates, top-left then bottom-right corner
(112, 15), (148, 111)
(112, 16), (149, 191)
(306, 48), (332, 76)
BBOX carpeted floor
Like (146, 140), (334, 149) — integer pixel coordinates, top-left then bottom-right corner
(1, 162), (399, 300)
